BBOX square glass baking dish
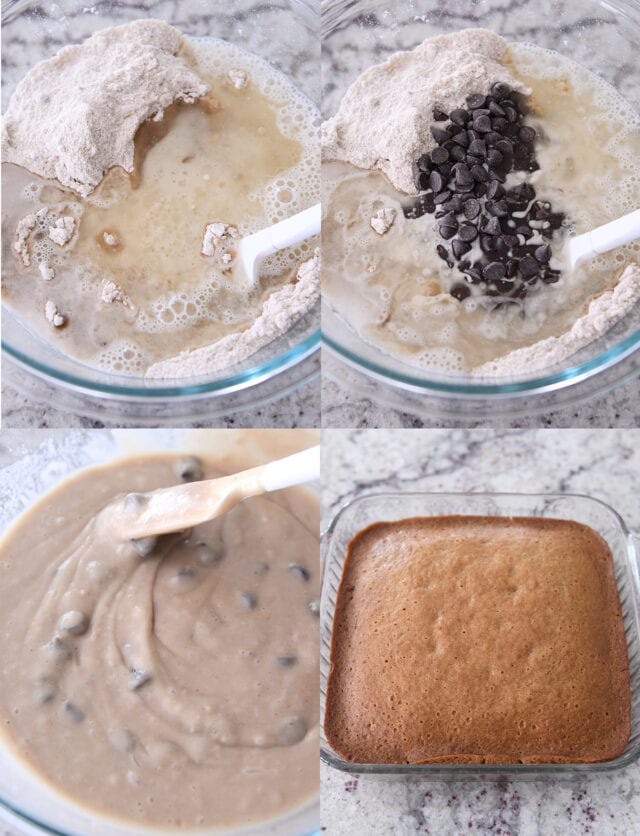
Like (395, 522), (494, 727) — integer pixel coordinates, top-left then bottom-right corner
(320, 492), (640, 778)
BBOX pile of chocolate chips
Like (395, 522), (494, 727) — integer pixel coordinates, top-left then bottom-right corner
(404, 82), (566, 303)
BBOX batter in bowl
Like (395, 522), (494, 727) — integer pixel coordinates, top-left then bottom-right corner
(2, 19), (319, 379)
(322, 29), (640, 376)
(0, 451), (319, 829)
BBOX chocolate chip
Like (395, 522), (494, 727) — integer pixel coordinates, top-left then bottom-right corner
(458, 223), (479, 243)
(430, 125), (449, 143)
(432, 107), (448, 122)
(450, 283), (471, 301)
(464, 266), (483, 283)
(463, 198), (480, 220)
(513, 141), (533, 160)
(280, 716), (308, 745)
(473, 115), (492, 133)
(519, 125), (536, 142)
(428, 170), (444, 193)
(486, 199), (508, 217)
(63, 701), (84, 723)
(542, 269), (561, 283)
(131, 536), (157, 558)
(455, 164), (474, 184)
(442, 196), (463, 213)
(468, 139), (486, 157)
(129, 669), (152, 691)
(177, 457), (203, 482)
(403, 193), (435, 218)
(452, 130), (470, 147)
(485, 180), (504, 201)
(450, 108), (469, 126)
(416, 153), (432, 172)
(520, 254), (539, 279)
(466, 93), (486, 109)
(534, 244), (551, 263)
(503, 105), (518, 123)
(437, 244), (453, 266)
(452, 239), (472, 258)
(239, 591), (257, 610)
(491, 82), (512, 100)
(449, 144), (467, 162)
(480, 234), (496, 254)
(196, 543), (223, 565)
(439, 223), (457, 240)
(447, 123), (465, 137)
(483, 261), (506, 282)
(484, 217), (502, 236)
(415, 171), (430, 191)
(434, 190), (452, 205)
(486, 149), (504, 169)
(495, 138), (513, 156)
(506, 259), (518, 279)
(474, 181), (488, 197)
(430, 147), (449, 165)
(288, 564), (310, 582)
(488, 101), (505, 117)
(492, 117), (509, 134)
(470, 165), (488, 183)
(548, 213), (565, 229)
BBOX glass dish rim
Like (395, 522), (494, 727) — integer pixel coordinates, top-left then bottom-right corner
(322, 321), (640, 398)
(320, 489), (640, 776)
(1, 329), (320, 401)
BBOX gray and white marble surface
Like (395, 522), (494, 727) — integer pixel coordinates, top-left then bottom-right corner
(321, 427), (640, 835)
(0, 377), (320, 429)
(321, 371), (640, 429)
(321, 0), (640, 428)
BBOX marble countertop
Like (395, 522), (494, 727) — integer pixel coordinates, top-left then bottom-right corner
(321, 428), (640, 834)
(321, 371), (640, 429)
(0, 377), (320, 429)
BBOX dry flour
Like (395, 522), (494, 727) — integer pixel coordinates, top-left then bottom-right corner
(2, 19), (207, 197)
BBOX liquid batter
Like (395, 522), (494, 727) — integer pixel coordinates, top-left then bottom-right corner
(0, 452), (319, 829)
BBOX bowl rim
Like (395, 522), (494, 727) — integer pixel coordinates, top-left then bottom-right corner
(320, 490), (640, 777)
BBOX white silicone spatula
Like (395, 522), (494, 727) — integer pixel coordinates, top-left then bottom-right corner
(568, 208), (640, 269)
(237, 203), (321, 283)
(113, 445), (320, 542)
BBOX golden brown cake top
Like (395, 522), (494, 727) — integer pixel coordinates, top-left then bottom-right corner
(325, 515), (631, 764)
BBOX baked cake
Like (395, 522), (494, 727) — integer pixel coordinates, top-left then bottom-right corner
(325, 516), (631, 764)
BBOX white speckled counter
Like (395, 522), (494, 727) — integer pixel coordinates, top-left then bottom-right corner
(321, 428), (640, 835)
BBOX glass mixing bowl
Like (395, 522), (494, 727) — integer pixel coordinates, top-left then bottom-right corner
(1, 0), (320, 424)
(0, 428), (320, 835)
(321, 0), (640, 420)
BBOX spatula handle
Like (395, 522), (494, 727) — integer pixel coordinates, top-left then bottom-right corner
(261, 445), (320, 492)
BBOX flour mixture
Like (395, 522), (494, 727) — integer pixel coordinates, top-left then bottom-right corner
(322, 29), (640, 376)
(0, 451), (319, 829)
(2, 20), (319, 378)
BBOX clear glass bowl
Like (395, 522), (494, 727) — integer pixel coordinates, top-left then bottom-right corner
(0, 429), (320, 835)
(1, 0), (320, 424)
(321, 0), (640, 419)
(320, 491), (640, 778)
